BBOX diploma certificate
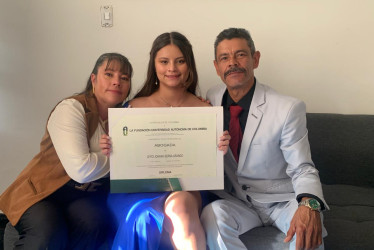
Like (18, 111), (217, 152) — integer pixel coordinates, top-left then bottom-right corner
(109, 107), (223, 193)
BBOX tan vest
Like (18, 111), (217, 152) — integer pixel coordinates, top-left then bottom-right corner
(0, 93), (100, 225)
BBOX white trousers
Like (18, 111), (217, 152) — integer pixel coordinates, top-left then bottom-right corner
(200, 198), (327, 250)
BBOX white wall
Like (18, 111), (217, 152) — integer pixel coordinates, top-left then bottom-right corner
(1, 0), (373, 195)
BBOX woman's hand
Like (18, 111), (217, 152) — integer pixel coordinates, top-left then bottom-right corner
(197, 96), (211, 105)
(100, 134), (112, 157)
(218, 130), (230, 155)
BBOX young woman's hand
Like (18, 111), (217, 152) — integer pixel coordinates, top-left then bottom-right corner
(218, 130), (230, 155)
(100, 134), (112, 157)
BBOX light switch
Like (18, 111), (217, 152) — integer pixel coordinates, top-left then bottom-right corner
(101, 6), (113, 27)
(104, 12), (110, 20)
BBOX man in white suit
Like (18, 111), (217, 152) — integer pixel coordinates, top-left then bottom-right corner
(201, 28), (328, 250)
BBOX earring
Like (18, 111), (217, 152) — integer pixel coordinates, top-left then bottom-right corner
(92, 86), (95, 94)
(155, 81), (158, 85)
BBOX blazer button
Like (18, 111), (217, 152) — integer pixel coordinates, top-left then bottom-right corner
(242, 185), (248, 190)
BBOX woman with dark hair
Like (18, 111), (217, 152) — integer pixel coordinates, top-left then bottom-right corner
(0, 53), (133, 249)
(102, 32), (229, 250)
(134, 31), (198, 99)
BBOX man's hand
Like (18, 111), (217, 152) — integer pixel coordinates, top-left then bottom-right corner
(197, 96), (211, 105)
(218, 130), (230, 155)
(284, 201), (322, 250)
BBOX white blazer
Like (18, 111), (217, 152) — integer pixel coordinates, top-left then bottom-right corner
(207, 82), (328, 208)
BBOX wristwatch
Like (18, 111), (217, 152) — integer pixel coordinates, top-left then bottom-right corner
(298, 198), (321, 212)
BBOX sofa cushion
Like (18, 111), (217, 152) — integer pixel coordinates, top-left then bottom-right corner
(322, 184), (374, 207)
(239, 226), (288, 250)
(323, 211), (374, 250)
(322, 184), (374, 249)
(306, 113), (374, 187)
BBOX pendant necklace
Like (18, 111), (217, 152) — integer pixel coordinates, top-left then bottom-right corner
(159, 94), (186, 107)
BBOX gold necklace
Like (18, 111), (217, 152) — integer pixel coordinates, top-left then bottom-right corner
(159, 94), (186, 107)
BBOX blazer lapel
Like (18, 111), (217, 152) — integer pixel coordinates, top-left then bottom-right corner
(238, 83), (266, 170)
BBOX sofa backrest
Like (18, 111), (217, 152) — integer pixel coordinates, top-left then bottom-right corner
(306, 113), (374, 188)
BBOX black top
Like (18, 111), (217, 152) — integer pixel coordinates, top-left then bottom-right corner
(222, 81), (256, 132)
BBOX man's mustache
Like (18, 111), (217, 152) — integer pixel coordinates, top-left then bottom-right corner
(224, 67), (246, 79)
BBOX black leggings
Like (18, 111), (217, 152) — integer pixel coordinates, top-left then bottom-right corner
(14, 180), (113, 250)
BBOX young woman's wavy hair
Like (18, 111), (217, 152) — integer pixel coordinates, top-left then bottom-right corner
(135, 32), (198, 98)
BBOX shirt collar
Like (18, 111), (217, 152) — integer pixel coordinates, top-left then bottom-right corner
(226, 79), (256, 111)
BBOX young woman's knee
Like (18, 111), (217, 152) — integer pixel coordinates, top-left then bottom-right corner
(165, 191), (201, 217)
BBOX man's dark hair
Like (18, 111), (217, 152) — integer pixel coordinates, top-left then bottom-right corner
(214, 28), (256, 59)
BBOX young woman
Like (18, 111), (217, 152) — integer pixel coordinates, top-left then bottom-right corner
(102, 32), (229, 250)
(0, 53), (133, 249)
